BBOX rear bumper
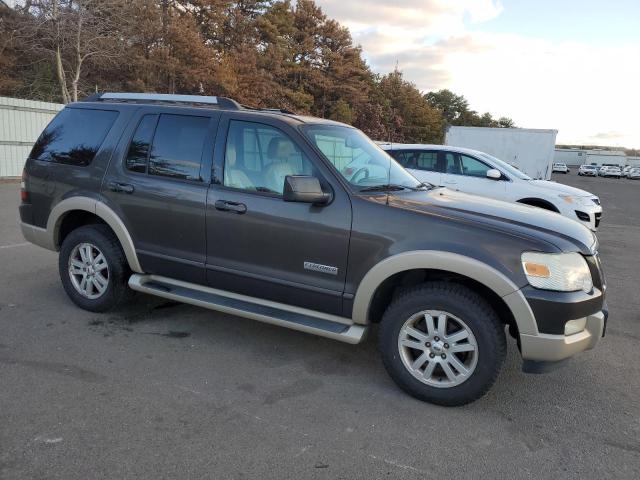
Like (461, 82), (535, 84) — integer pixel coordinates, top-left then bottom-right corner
(20, 221), (56, 251)
(520, 310), (606, 363)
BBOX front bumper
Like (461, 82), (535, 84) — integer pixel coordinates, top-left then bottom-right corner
(520, 310), (606, 363)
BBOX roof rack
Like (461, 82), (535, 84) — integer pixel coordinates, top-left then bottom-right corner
(83, 92), (242, 110)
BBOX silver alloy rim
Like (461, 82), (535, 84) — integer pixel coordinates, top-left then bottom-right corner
(68, 242), (109, 299)
(397, 310), (478, 388)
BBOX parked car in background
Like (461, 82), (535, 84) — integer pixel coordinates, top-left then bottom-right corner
(552, 162), (569, 173)
(600, 166), (622, 178)
(578, 165), (598, 176)
(19, 93), (608, 406)
(628, 168), (640, 180)
(622, 166), (636, 178)
(380, 144), (603, 231)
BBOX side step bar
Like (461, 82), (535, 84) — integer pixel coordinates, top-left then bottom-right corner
(129, 274), (367, 344)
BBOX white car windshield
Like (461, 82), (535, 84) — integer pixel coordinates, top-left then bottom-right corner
(475, 152), (532, 180)
(302, 125), (425, 192)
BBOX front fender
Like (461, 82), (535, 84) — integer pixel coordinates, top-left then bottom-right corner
(351, 250), (538, 335)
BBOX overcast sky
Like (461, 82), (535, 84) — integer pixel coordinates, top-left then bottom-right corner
(316, 0), (640, 148)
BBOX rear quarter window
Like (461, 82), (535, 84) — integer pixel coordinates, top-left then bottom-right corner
(30, 108), (118, 166)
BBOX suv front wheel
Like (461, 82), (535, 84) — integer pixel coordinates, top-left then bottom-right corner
(59, 224), (132, 312)
(379, 282), (506, 406)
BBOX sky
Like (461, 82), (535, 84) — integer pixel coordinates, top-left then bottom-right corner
(315, 0), (640, 148)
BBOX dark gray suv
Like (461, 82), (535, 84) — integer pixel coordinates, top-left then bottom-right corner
(19, 93), (607, 406)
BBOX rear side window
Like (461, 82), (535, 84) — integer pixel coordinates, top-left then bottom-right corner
(391, 150), (439, 172)
(148, 114), (209, 181)
(30, 108), (118, 166)
(125, 114), (158, 173)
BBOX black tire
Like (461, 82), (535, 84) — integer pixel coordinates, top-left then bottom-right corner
(59, 224), (133, 312)
(378, 282), (506, 406)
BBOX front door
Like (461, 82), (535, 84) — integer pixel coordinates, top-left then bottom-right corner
(441, 151), (508, 200)
(103, 108), (219, 283)
(205, 114), (352, 316)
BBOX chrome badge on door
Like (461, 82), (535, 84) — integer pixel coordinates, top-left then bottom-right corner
(304, 262), (338, 276)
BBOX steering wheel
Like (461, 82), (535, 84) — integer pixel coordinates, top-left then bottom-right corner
(351, 167), (370, 184)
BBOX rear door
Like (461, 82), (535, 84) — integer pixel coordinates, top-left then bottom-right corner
(103, 107), (219, 283)
(205, 114), (352, 316)
(390, 149), (442, 186)
(441, 151), (508, 200)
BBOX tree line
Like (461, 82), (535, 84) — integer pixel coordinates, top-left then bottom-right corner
(0, 0), (515, 143)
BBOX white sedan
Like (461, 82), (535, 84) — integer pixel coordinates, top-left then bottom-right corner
(552, 162), (569, 173)
(378, 143), (603, 231)
(578, 164), (598, 176)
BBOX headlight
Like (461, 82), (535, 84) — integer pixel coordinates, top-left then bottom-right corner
(559, 195), (592, 207)
(522, 252), (593, 292)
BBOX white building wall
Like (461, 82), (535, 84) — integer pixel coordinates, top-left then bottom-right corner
(626, 156), (640, 167)
(554, 149), (587, 166)
(0, 96), (63, 177)
(584, 150), (626, 167)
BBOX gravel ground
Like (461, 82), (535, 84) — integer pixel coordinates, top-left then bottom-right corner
(1, 174), (639, 479)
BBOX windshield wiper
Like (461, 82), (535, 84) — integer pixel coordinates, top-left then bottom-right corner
(359, 184), (410, 192)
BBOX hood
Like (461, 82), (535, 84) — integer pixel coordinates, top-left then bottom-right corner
(383, 188), (597, 254)
(529, 179), (596, 198)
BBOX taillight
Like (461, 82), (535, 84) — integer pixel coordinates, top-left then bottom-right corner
(20, 168), (30, 203)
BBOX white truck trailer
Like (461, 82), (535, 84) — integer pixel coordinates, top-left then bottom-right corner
(445, 126), (558, 180)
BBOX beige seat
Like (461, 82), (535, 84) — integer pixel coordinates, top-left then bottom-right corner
(263, 137), (298, 193)
(224, 142), (254, 190)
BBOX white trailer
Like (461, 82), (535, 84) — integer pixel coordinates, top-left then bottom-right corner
(0, 96), (63, 178)
(445, 126), (558, 180)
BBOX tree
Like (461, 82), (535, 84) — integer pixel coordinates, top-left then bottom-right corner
(424, 89), (469, 124)
(426, 88), (515, 128)
(377, 69), (444, 144)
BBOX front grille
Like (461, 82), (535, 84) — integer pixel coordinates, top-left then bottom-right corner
(595, 212), (602, 228)
(575, 210), (590, 222)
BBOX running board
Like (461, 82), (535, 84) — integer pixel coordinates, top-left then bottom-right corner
(128, 274), (366, 344)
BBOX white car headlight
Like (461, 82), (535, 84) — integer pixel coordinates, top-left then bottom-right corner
(559, 194), (592, 207)
(522, 252), (593, 292)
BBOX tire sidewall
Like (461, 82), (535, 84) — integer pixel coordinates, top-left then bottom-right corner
(59, 225), (128, 312)
(379, 286), (505, 406)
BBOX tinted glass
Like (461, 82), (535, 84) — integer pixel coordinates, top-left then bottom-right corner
(125, 114), (158, 173)
(30, 108), (118, 166)
(149, 114), (209, 181)
(394, 150), (439, 171)
(443, 152), (461, 174)
(460, 155), (491, 177)
(224, 120), (314, 194)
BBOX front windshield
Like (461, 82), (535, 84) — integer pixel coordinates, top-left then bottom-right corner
(475, 152), (533, 180)
(302, 125), (424, 191)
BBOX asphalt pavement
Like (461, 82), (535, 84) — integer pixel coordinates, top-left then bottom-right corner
(1, 174), (639, 479)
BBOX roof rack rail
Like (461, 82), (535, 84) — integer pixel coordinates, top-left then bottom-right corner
(83, 92), (242, 110)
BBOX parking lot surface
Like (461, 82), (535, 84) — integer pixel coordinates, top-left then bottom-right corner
(1, 175), (639, 479)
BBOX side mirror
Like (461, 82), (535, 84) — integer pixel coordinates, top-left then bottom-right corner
(283, 175), (332, 205)
(486, 169), (502, 180)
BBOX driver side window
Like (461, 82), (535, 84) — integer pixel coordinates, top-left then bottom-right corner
(460, 155), (491, 178)
(223, 121), (314, 195)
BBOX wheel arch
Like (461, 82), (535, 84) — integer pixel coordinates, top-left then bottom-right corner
(352, 251), (537, 336)
(48, 197), (143, 273)
(517, 197), (559, 213)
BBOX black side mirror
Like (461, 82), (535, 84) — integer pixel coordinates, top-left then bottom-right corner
(283, 175), (332, 205)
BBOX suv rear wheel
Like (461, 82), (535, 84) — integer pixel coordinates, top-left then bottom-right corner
(59, 224), (132, 312)
(379, 282), (506, 406)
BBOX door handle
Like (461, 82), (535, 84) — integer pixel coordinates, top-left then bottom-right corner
(214, 200), (247, 214)
(108, 181), (134, 194)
